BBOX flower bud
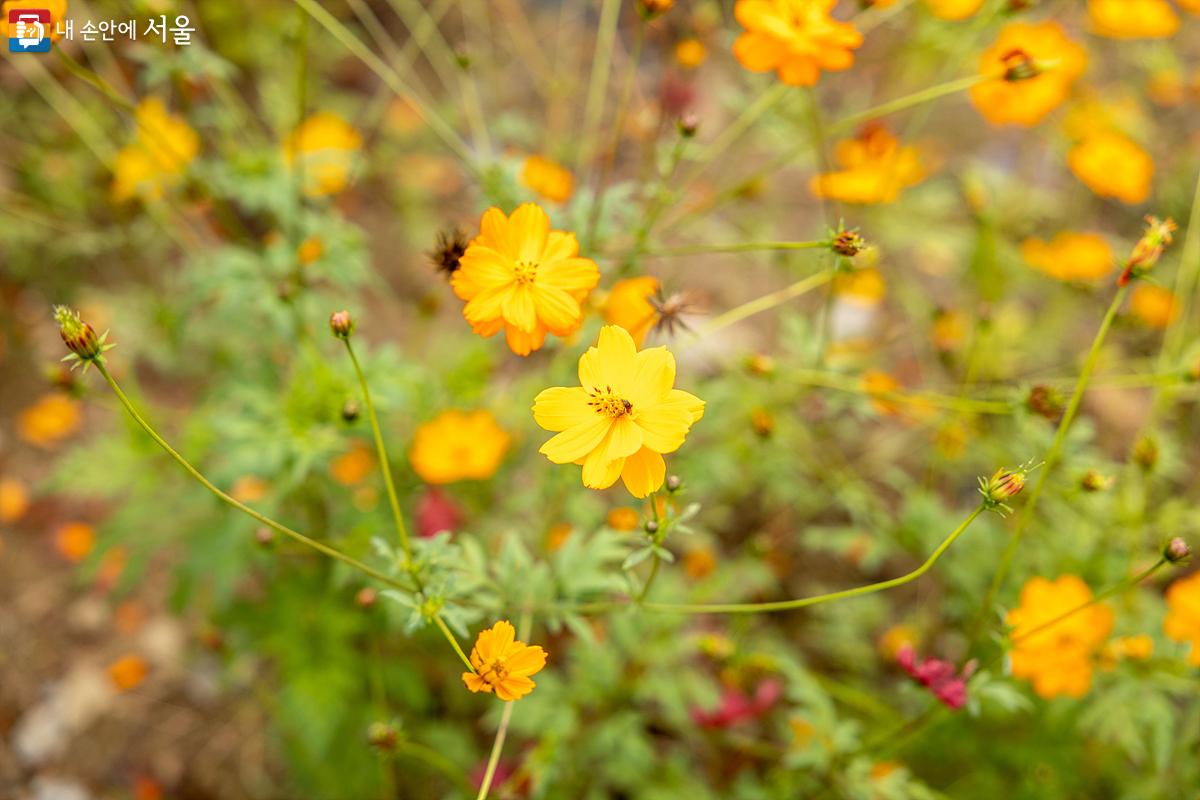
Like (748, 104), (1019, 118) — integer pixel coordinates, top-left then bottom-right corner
(330, 310), (355, 339)
(341, 400), (361, 422)
(978, 465), (1031, 512)
(666, 474), (683, 493)
(644, 520), (659, 535)
(1164, 537), (1192, 565)
(1026, 384), (1064, 421)
(1133, 435), (1158, 471)
(677, 112), (699, 138)
(1081, 470), (1114, 493)
(751, 408), (775, 437)
(254, 527), (275, 546)
(1001, 49), (1039, 82)
(355, 586), (377, 608)
(367, 722), (398, 752)
(831, 230), (866, 257)
(1119, 216), (1177, 286)
(53, 306), (112, 371)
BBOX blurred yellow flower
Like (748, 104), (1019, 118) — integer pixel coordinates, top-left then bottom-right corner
(969, 22), (1087, 127)
(0, 479), (29, 523)
(409, 410), (511, 484)
(1165, 571), (1200, 666)
(284, 112), (363, 197)
(1020, 232), (1114, 282)
(732, 0), (863, 87)
(1068, 133), (1153, 204)
(1130, 284), (1178, 328)
(607, 506), (641, 531)
(684, 546), (717, 579)
(54, 521), (96, 563)
(545, 522), (574, 552)
(674, 38), (708, 68)
(108, 654), (148, 692)
(330, 440), (375, 486)
(452, 204), (600, 356)
(111, 99), (199, 203)
(878, 623), (919, 659)
(1088, 0), (1178, 39)
(230, 476), (269, 503)
(462, 620), (548, 701)
(1007, 575), (1113, 699)
(931, 309), (968, 351)
(297, 236), (324, 265)
(1103, 634), (1154, 665)
(520, 155), (575, 204)
(604, 276), (660, 347)
(533, 325), (704, 498)
(862, 370), (902, 416)
(0, 0), (67, 41)
(18, 393), (81, 447)
(834, 267), (886, 304)
(923, 0), (983, 20)
(811, 124), (925, 204)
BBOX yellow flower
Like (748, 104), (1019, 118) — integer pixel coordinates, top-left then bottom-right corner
(1020, 232), (1114, 282)
(1130, 284), (1178, 328)
(607, 506), (641, 531)
(732, 0), (863, 87)
(0, 479), (29, 523)
(675, 38), (708, 68)
(0, 0), (67, 41)
(462, 620), (548, 701)
(811, 124), (925, 205)
(408, 410), (511, 484)
(969, 22), (1087, 127)
(18, 393), (81, 448)
(1007, 575), (1113, 699)
(684, 546), (717, 579)
(1165, 572), (1200, 666)
(878, 624), (919, 659)
(1088, 0), (1178, 39)
(452, 204), (600, 356)
(922, 0), (984, 20)
(931, 309), (968, 352)
(604, 276), (661, 347)
(521, 156), (575, 204)
(330, 441), (375, 486)
(111, 99), (199, 203)
(1104, 634), (1154, 663)
(284, 112), (363, 198)
(54, 521), (96, 563)
(108, 654), (149, 692)
(297, 236), (324, 265)
(1068, 133), (1154, 204)
(862, 370), (902, 416)
(230, 476), (269, 503)
(533, 326), (704, 498)
(833, 267), (886, 304)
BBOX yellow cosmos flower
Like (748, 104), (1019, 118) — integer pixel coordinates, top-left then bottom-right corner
(732, 0), (863, 87)
(1088, 0), (1178, 39)
(1068, 133), (1154, 204)
(18, 393), (81, 448)
(1020, 232), (1114, 282)
(111, 99), (199, 203)
(923, 0), (983, 20)
(1165, 572), (1200, 666)
(520, 155), (575, 204)
(811, 124), (925, 205)
(1007, 575), (1113, 699)
(408, 410), (511, 484)
(604, 276), (660, 347)
(0, 0), (67, 41)
(330, 441), (375, 486)
(462, 620), (548, 701)
(452, 204), (601, 356)
(533, 326), (704, 498)
(1130, 284), (1178, 328)
(54, 521), (96, 563)
(0, 478), (29, 523)
(284, 112), (363, 198)
(969, 22), (1087, 127)
(674, 38), (708, 69)
(833, 268), (886, 304)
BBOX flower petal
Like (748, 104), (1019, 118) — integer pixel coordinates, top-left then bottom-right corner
(578, 325), (637, 392)
(620, 447), (666, 498)
(538, 256), (600, 294)
(540, 417), (612, 464)
(478, 207), (512, 253)
(495, 675), (536, 701)
(595, 416), (644, 464)
(626, 346), (676, 407)
(502, 284), (539, 333)
(509, 203), (550, 263)
(633, 403), (695, 453)
(462, 672), (491, 693)
(541, 230), (579, 263)
(533, 387), (595, 432)
(532, 284), (584, 335)
(505, 645), (548, 677)
(582, 449), (625, 490)
(504, 323), (547, 356)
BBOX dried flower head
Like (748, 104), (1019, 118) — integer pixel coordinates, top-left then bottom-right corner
(330, 310), (355, 339)
(1026, 384), (1064, 420)
(1118, 215), (1177, 286)
(648, 288), (701, 339)
(430, 228), (469, 278)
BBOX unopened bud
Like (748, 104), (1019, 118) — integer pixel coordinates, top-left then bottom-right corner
(1133, 436), (1158, 471)
(255, 527), (275, 546)
(746, 353), (776, 376)
(677, 112), (699, 138)
(666, 474), (683, 493)
(330, 310), (355, 339)
(1026, 384), (1064, 421)
(751, 408), (775, 437)
(341, 400), (360, 422)
(53, 306), (112, 371)
(831, 230), (866, 257)
(367, 722), (398, 752)
(1081, 470), (1114, 493)
(644, 520), (659, 535)
(355, 587), (377, 608)
(638, 0), (674, 18)
(979, 465), (1032, 512)
(1119, 215), (1177, 286)
(1165, 537), (1192, 564)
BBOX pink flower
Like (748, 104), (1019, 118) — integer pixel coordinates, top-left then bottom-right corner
(896, 645), (975, 711)
(416, 487), (461, 538)
(691, 678), (783, 729)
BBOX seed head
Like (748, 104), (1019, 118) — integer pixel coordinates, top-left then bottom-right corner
(1026, 384), (1064, 421)
(330, 310), (355, 339)
(341, 400), (361, 422)
(1081, 470), (1114, 493)
(430, 228), (469, 278)
(666, 474), (683, 493)
(831, 229), (867, 257)
(677, 112), (699, 138)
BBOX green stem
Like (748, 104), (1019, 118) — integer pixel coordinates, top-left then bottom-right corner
(343, 339), (413, 562)
(636, 492), (664, 603)
(700, 269), (834, 337)
(475, 700), (515, 800)
(637, 240), (828, 258)
(832, 73), (991, 133)
(576, 0), (623, 174)
(679, 82), (790, 188)
(435, 614), (475, 672)
(95, 363), (409, 592)
(645, 505), (984, 613)
(979, 284), (1130, 631)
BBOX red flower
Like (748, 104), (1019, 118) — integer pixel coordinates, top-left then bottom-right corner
(416, 487), (461, 538)
(691, 678), (783, 729)
(896, 645), (975, 711)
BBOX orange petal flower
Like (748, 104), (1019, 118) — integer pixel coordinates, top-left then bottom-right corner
(1020, 232), (1114, 282)
(1067, 132), (1154, 204)
(1088, 0), (1178, 39)
(1007, 575), (1113, 699)
(408, 410), (511, 484)
(969, 21), (1087, 127)
(462, 620), (548, 701)
(1165, 572), (1200, 666)
(732, 0), (863, 87)
(603, 276), (661, 347)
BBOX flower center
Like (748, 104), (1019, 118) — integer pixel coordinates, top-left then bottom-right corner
(514, 260), (539, 284)
(588, 386), (633, 418)
(479, 659), (509, 686)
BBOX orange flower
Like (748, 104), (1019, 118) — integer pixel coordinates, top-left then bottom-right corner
(684, 546), (717, 579)
(1007, 575), (1113, 699)
(54, 522), (96, 562)
(863, 370), (902, 416)
(297, 236), (324, 265)
(607, 506), (641, 531)
(18, 393), (82, 447)
(1130, 285), (1178, 328)
(108, 654), (149, 692)
(230, 475), (269, 503)
(452, 204), (600, 356)
(1068, 133), (1153, 204)
(923, 0), (984, 20)
(520, 155), (575, 204)
(462, 620), (548, 701)
(834, 267), (886, 304)
(811, 124), (925, 205)
(1088, 0), (1178, 39)
(674, 38), (708, 69)
(0, 479), (30, 523)
(408, 410), (511, 484)
(331, 441), (375, 486)
(603, 276), (661, 347)
(284, 112), (363, 197)
(1020, 232), (1114, 282)
(969, 22), (1087, 127)
(732, 0), (863, 87)
(1165, 571), (1200, 666)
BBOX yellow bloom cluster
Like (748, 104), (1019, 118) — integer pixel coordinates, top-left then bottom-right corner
(732, 0), (863, 87)
(409, 410), (511, 484)
(811, 124), (925, 205)
(1165, 572), (1200, 666)
(969, 22), (1086, 127)
(111, 99), (200, 203)
(284, 112), (363, 198)
(1007, 575), (1113, 699)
